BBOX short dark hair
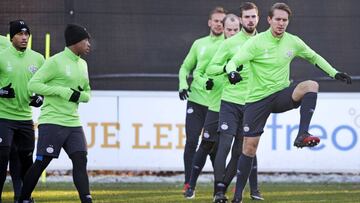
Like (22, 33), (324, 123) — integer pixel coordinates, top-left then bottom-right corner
(269, 2), (292, 18)
(239, 2), (259, 18)
(222, 13), (240, 27)
(209, 6), (227, 19)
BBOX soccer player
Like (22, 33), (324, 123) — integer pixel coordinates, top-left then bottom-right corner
(184, 13), (241, 199)
(205, 2), (264, 202)
(0, 33), (25, 203)
(0, 20), (45, 203)
(19, 24), (93, 203)
(225, 3), (352, 202)
(178, 6), (226, 193)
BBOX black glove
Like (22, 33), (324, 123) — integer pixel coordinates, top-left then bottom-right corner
(206, 78), (214, 90)
(29, 95), (44, 107)
(179, 89), (189, 100)
(335, 72), (352, 84)
(69, 86), (83, 103)
(228, 71), (242, 85)
(0, 83), (15, 98)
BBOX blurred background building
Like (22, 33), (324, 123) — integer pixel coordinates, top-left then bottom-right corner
(1, 0), (359, 91)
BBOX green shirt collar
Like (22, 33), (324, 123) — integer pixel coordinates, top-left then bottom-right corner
(210, 33), (224, 41)
(10, 45), (28, 57)
(64, 47), (80, 61)
(266, 28), (286, 42)
(240, 29), (257, 39)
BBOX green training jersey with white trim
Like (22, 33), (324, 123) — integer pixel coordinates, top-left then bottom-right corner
(0, 45), (45, 120)
(226, 29), (338, 103)
(178, 34), (224, 106)
(206, 30), (255, 111)
(28, 47), (91, 127)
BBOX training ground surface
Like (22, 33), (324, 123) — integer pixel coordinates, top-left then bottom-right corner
(2, 182), (360, 202)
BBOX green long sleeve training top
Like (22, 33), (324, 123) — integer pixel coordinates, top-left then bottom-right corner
(0, 45), (45, 120)
(206, 30), (255, 111)
(28, 47), (91, 127)
(226, 29), (338, 103)
(178, 34), (224, 106)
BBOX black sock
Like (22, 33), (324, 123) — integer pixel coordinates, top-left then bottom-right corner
(19, 156), (52, 201)
(223, 135), (242, 187)
(248, 155), (258, 193)
(189, 141), (213, 189)
(298, 92), (317, 135)
(234, 154), (254, 200)
(214, 133), (233, 186)
(18, 150), (34, 180)
(69, 152), (92, 203)
(0, 147), (10, 200)
(9, 148), (22, 200)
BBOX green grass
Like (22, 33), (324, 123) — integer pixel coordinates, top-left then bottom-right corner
(2, 182), (360, 202)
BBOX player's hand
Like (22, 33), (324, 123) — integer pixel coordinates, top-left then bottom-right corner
(205, 79), (214, 90)
(335, 72), (352, 84)
(29, 94), (44, 107)
(228, 71), (242, 85)
(69, 86), (83, 103)
(179, 89), (189, 100)
(0, 83), (15, 98)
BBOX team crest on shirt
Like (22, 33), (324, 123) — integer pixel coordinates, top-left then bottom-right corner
(28, 65), (38, 74)
(65, 65), (71, 76)
(6, 61), (13, 72)
(286, 50), (294, 58)
(199, 46), (207, 56)
(263, 49), (270, 58)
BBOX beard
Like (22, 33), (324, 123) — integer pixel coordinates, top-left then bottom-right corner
(211, 28), (223, 36)
(243, 25), (255, 34)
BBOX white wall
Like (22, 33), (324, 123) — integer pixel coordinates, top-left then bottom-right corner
(32, 91), (360, 173)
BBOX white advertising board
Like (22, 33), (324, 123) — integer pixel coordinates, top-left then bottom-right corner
(31, 91), (360, 173)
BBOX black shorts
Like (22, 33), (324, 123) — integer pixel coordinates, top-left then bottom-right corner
(243, 85), (301, 137)
(202, 110), (219, 142)
(36, 124), (87, 158)
(218, 100), (245, 137)
(0, 118), (34, 151)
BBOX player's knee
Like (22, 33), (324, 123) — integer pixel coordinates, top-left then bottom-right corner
(302, 80), (319, 93)
(231, 145), (242, 157)
(242, 143), (257, 157)
(70, 151), (88, 165)
(200, 140), (214, 152)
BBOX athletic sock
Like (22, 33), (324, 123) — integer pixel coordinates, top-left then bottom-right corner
(234, 154), (254, 200)
(248, 155), (258, 192)
(20, 156), (52, 201)
(298, 92), (317, 135)
(189, 141), (213, 189)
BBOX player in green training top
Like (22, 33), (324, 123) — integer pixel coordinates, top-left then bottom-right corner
(178, 6), (226, 193)
(225, 3), (352, 203)
(184, 13), (241, 199)
(0, 20), (45, 203)
(0, 33), (25, 203)
(207, 2), (264, 202)
(19, 24), (93, 203)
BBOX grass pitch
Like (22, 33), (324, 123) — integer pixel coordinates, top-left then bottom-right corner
(2, 182), (360, 202)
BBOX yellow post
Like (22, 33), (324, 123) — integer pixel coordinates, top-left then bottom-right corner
(28, 35), (32, 49)
(41, 33), (51, 184)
